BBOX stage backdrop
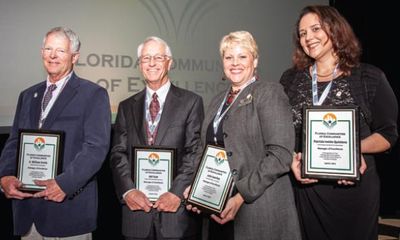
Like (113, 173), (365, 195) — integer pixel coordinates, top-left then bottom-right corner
(0, 0), (327, 129)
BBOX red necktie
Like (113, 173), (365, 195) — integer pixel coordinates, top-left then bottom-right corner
(149, 93), (160, 122)
(147, 93), (160, 145)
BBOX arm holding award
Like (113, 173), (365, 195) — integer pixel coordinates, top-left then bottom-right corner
(301, 106), (361, 181)
(186, 31), (301, 240)
(279, 5), (399, 239)
(186, 145), (235, 215)
(109, 36), (204, 239)
(0, 27), (111, 238)
(0, 94), (35, 200)
(16, 129), (64, 192)
(132, 146), (176, 203)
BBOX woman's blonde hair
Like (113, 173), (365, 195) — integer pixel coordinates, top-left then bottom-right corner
(219, 31), (259, 59)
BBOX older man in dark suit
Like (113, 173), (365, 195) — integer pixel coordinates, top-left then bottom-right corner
(110, 36), (204, 240)
(0, 27), (111, 239)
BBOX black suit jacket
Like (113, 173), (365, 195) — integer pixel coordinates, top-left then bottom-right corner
(110, 83), (204, 238)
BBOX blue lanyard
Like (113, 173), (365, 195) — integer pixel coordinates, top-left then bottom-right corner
(311, 63), (338, 105)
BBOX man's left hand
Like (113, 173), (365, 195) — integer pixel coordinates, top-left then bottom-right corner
(33, 179), (66, 202)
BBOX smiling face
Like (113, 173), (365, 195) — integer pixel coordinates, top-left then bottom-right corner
(298, 13), (335, 62)
(139, 40), (172, 90)
(222, 43), (258, 90)
(41, 32), (79, 83)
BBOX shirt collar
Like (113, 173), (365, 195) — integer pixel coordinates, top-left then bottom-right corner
(46, 71), (73, 89)
(146, 80), (171, 105)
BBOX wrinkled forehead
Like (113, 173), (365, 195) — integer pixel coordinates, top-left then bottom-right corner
(43, 32), (70, 47)
(141, 40), (167, 55)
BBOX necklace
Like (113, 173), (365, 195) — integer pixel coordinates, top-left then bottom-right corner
(316, 72), (334, 78)
(316, 66), (338, 78)
(311, 63), (338, 105)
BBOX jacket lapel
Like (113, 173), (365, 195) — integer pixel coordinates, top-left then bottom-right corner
(202, 88), (228, 140)
(41, 73), (79, 129)
(154, 84), (179, 145)
(30, 83), (46, 128)
(228, 83), (253, 114)
(201, 84), (254, 139)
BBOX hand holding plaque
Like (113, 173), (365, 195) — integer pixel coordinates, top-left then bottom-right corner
(16, 129), (64, 192)
(133, 146), (175, 202)
(302, 107), (360, 180)
(187, 145), (233, 215)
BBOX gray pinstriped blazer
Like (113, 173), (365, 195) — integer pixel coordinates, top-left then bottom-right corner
(199, 80), (301, 240)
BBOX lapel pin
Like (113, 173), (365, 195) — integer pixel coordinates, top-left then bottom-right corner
(239, 94), (253, 106)
(34, 92), (38, 98)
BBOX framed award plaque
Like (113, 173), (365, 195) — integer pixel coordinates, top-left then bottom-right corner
(16, 129), (64, 192)
(187, 145), (233, 215)
(132, 146), (176, 202)
(302, 106), (360, 180)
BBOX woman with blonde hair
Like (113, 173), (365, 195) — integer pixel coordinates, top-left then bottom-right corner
(187, 31), (301, 240)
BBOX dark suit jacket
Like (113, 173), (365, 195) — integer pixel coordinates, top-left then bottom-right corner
(110, 83), (204, 238)
(0, 73), (111, 237)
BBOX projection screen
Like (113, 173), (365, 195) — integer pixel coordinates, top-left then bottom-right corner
(0, 0), (327, 131)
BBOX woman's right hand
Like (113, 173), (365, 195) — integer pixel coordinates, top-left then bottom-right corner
(292, 152), (318, 184)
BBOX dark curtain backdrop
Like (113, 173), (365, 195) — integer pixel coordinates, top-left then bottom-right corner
(332, 0), (400, 217)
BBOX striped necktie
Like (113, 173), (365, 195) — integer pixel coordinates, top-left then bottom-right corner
(42, 84), (57, 110)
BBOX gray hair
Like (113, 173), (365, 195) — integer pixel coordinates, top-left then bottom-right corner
(42, 27), (81, 53)
(137, 36), (172, 58)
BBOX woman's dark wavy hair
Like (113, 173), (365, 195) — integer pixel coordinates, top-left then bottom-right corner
(292, 5), (361, 76)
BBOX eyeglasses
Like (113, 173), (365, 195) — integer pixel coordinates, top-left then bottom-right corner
(140, 54), (170, 63)
(42, 47), (71, 56)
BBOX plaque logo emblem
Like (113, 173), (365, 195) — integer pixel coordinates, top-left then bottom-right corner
(148, 153), (160, 166)
(323, 113), (337, 128)
(215, 151), (227, 165)
(33, 137), (46, 151)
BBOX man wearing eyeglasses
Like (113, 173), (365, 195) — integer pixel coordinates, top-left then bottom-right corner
(0, 27), (111, 239)
(110, 36), (204, 240)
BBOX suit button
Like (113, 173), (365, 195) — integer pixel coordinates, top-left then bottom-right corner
(227, 151), (232, 157)
(223, 132), (228, 138)
(231, 169), (238, 175)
